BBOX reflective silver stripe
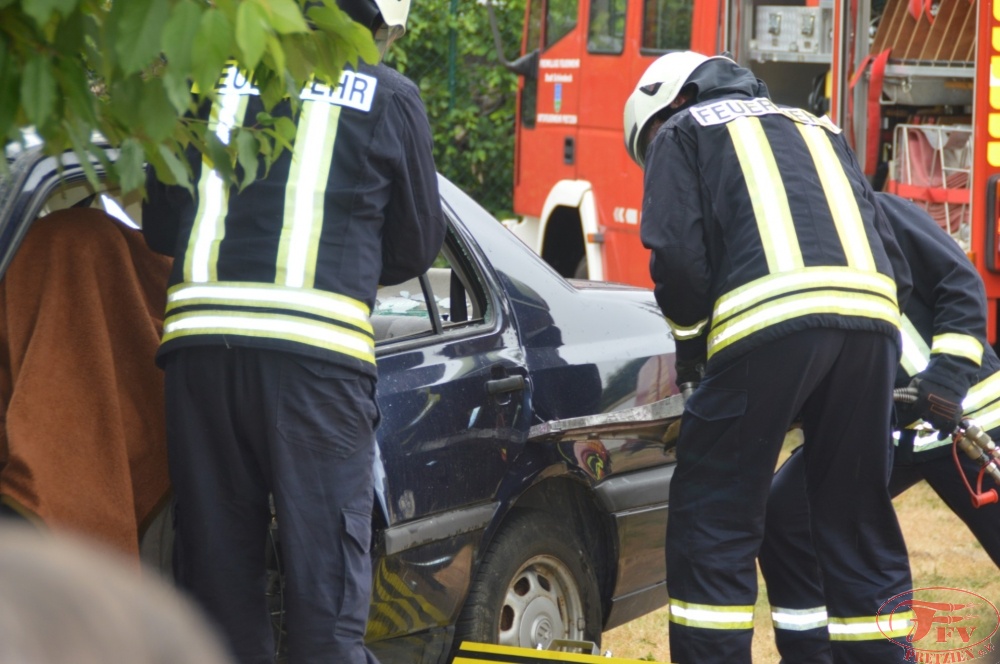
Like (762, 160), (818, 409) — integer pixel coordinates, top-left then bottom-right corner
(931, 333), (983, 366)
(691, 97), (841, 133)
(899, 315), (931, 377)
(166, 282), (372, 334)
(277, 101), (341, 289)
(668, 599), (755, 630)
(185, 80), (248, 284)
(709, 290), (900, 358)
(667, 316), (709, 340)
(163, 311), (376, 364)
(796, 123), (876, 272)
(728, 117), (803, 272)
(714, 267), (898, 321)
(828, 611), (913, 641)
(771, 606), (828, 631)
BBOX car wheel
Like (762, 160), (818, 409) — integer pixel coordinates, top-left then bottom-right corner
(454, 509), (602, 650)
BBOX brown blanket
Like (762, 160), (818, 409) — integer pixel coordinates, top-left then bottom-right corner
(0, 208), (172, 558)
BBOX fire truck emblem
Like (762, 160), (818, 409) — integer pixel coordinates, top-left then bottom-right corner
(554, 83), (562, 113)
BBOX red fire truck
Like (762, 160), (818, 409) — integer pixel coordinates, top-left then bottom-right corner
(494, 0), (1000, 341)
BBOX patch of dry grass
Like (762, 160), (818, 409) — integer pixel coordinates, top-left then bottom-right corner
(601, 435), (1000, 663)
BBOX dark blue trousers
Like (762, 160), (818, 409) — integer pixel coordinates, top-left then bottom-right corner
(165, 346), (379, 664)
(761, 432), (1000, 663)
(666, 329), (912, 664)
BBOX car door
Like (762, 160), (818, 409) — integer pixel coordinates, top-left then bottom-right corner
(364, 209), (532, 649)
(372, 212), (531, 531)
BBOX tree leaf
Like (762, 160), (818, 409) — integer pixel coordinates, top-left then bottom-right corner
(157, 143), (194, 193)
(53, 6), (84, 53)
(193, 9), (233, 97)
(57, 58), (97, 127)
(115, 137), (146, 193)
(204, 131), (235, 185)
(109, 0), (170, 76)
(139, 78), (178, 142)
(0, 36), (20, 141)
(21, 56), (56, 128)
(236, 129), (259, 190)
(22, 0), (77, 26)
(109, 75), (142, 129)
(162, 0), (202, 75)
(258, 0), (308, 35)
(236, 1), (267, 71)
(163, 68), (194, 115)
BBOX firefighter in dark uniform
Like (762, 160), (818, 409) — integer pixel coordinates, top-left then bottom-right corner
(759, 192), (1000, 663)
(141, 0), (446, 662)
(623, 52), (915, 664)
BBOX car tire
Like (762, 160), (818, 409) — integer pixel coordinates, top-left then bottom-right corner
(453, 508), (602, 650)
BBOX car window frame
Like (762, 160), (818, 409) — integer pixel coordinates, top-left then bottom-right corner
(374, 203), (504, 358)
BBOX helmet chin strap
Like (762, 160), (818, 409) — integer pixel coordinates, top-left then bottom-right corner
(374, 24), (405, 60)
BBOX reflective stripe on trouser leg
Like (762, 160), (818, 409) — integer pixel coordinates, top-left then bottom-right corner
(667, 330), (913, 664)
(759, 448), (833, 664)
(799, 331), (913, 663)
(667, 330), (840, 663)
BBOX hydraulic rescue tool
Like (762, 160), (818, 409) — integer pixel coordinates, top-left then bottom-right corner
(894, 386), (1000, 508)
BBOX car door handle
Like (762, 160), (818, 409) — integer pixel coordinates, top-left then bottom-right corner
(486, 375), (525, 395)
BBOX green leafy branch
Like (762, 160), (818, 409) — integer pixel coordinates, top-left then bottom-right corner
(0, 0), (379, 193)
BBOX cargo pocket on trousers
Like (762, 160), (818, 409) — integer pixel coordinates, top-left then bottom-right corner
(276, 358), (373, 459)
(680, 386), (748, 463)
(336, 508), (373, 637)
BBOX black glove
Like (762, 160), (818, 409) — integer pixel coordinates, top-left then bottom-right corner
(905, 376), (964, 433)
(675, 358), (705, 389)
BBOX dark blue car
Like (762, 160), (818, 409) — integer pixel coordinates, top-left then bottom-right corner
(0, 143), (681, 663)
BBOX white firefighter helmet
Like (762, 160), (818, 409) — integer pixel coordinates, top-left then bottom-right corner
(373, 0), (410, 31)
(623, 51), (729, 169)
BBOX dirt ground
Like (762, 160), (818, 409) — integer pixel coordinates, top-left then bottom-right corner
(602, 437), (1000, 663)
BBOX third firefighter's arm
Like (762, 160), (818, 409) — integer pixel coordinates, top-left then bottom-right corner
(879, 193), (985, 394)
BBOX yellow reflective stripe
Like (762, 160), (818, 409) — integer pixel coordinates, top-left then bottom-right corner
(728, 117), (803, 272)
(709, 290), (900, 358)
(899, 315), (931, 377)
(166, 282), (372, 334)
(668, 599), (755, 629)
(163, 311), (376, 364)
(964, 371), (1000, 413)
(911, 428), (952, 453)
(771, 606), (829, 631)
(795, 123), (876, 271)
(828, 611), (913, 641)
(666, 316), (709, 340)
(277, 102), (341, 289)
(963, 373), (1000, 433)
(185, 89), (249, 284)
(931, 333), (984, 366)
(908, 371), (1000, 449)
(967, 408), (1000, 435)
(713, 266), (898, 321)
